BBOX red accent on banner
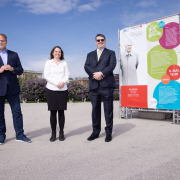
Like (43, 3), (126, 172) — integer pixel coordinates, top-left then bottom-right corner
(121, 85), (148, 108)
(167, 65), (180, 81)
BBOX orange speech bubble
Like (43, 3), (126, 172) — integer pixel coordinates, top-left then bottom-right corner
(161, 75), (170, 85)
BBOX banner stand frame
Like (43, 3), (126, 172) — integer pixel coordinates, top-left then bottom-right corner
(118, 13), (180, 124)
(121, 107), (180, 124)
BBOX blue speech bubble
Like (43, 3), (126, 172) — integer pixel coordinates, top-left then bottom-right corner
(158, 21), (165, 28)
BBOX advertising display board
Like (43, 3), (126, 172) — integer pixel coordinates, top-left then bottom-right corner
(119, 14), (180, 111)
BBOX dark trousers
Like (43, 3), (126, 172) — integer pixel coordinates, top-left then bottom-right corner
(90, 85), (114, 135)
(0, 85), (24, 141)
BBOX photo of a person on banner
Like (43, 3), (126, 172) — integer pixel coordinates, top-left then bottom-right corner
(120, 42), (139, 85)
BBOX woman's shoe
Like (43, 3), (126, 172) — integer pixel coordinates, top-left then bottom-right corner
(50, 131), (56, 142)
(59, 131), (65, 141)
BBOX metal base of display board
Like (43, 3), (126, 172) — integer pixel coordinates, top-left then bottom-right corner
(120, 107), (180, 124)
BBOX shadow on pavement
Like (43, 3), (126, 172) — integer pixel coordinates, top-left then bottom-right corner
(25, 127), (50, 139)
(113, 123), (136, 138)
(66, 125), (92, 138)
(66, 123), (136, 139)
(100, 123), (136, 139)
(6, 122), (135, 141)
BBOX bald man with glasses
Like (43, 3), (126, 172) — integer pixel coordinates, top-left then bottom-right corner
(120, 42), (139, 85)
(84, 34), (116, 142)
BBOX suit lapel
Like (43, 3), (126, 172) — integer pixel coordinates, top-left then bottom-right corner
(0, 55), (3, 66)
(7, 50), (11, 65)
(94, 50), (98, 64)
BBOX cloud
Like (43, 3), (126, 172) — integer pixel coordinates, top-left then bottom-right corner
(22, 54), (48, 71)
(15, 0), (78, 14)
(136, 1), (157, 8)
(65, 54), (87, 78)
(0, 0), (10, 6)
(1, 0), (102, 14)
(120, 11), (158, 27)
(78, 0), (101, 12)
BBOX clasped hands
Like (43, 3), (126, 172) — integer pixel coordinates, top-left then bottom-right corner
(0, 65), (13, 73)
(93, 72), (103, 81)
(57, 82), (64, 89)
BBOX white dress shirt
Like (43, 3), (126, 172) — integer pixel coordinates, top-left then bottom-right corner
(44, 59), (70, 91)
(0, 49), (7, 65)
(96, 48), (105, 55)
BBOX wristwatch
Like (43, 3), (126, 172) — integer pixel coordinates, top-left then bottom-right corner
(11, 67), (14, 71)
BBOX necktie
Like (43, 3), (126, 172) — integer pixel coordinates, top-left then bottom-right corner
(98, 50), (102, 61)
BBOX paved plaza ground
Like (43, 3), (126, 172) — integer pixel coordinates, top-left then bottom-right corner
(1, 101), (180, 180)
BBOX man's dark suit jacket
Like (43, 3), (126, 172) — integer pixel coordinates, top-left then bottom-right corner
(0, 50), (23, 96)
(84, 48), (116, 90)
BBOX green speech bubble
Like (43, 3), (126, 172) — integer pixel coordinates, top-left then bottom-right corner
(147, 22), (163, 42)
(147, 45), (177, 80)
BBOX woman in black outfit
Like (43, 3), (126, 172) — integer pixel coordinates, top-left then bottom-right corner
(44, 46), (70, 142)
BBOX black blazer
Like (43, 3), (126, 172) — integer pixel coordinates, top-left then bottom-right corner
(0, 50), (23, 96)
(84, 48), (116, 91)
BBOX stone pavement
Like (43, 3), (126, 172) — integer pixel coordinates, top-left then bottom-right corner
(1, 101), (180, 180)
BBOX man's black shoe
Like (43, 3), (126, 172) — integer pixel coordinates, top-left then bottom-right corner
(87, 133), (99, 141)
(105, 134), (112, 142)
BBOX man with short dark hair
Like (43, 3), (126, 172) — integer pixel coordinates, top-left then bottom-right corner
(0, 33), (31, 144)
(84, 34), (116, 142)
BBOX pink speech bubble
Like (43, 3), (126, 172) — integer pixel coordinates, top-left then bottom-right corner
(159, 22), (179, 49)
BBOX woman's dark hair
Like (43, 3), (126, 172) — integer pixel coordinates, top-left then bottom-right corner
(50, 46), (65, 60)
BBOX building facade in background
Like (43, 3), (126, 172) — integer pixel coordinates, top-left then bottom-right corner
(18, 70), (43, 79)
(71, 77), (89, 86)
(70, 75), (119, 90)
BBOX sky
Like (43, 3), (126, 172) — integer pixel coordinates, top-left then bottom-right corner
(0, 0), (180, 78)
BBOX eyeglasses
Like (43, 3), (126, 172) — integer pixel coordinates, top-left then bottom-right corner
(0, 40), (7, 43)
(96, 39), (105, 42)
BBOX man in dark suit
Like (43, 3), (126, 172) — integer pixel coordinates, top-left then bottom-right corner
(84, 34), (116, 142)
(0, 33), (31, 144)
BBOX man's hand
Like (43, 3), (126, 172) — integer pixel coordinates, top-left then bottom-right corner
(93, 72), (103, 80)
(0, 66), (5, 73)
(57, 82), (65, 89)
(4, 65), (13, 71)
